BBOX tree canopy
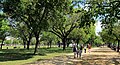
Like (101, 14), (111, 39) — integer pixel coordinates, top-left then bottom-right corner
(0, 0), (119, 53)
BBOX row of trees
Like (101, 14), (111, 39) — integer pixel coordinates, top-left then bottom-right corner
(1, 0), (119, 54)
(99, 0), (120, 52)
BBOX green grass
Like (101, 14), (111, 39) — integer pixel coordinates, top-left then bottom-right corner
(0, 46), (72, 65)
(0, 53), (67, 65)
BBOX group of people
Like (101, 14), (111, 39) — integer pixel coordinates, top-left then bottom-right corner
(72, 40), (91, 59)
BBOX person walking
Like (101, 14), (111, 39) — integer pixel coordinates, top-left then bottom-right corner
(72, 40), (77, 58)
(84, 45), (87, 53)
(79, 44), (84, 58)
(88, 44), (91, 53)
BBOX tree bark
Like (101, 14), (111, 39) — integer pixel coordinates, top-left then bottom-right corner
(1, 38), (5, 49)
(27, 41), (30, 50)
(47, 42), (49, 48)
(34, 35), (39, 54)
(62, 38), (66, 50)
(117, 40), (120, 52)
(66, 39), (69, 47)
(67, 43), (69, 47)
(27, 33), (32, 50)
(50, 40), (52, 48)
(23, 40), (26, 49)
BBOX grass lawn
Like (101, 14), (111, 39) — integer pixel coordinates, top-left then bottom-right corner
(0, 46), (72, 65)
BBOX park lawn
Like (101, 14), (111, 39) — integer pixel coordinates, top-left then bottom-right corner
(0, 46), (72, 65)
(1, 45), (35, 49)
(0, 53), (67, 65)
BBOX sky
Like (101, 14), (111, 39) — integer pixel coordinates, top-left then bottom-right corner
(95, 21), (102, 36)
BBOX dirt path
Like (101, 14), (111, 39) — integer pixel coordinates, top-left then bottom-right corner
(27, 46), (120, 65)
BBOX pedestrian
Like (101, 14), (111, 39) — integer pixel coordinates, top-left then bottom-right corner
(79, 44), (84, 58)
(76, 45), (79, 58)
(72, 40), (77, 58)
(88, 44), (91, 53)
(84, 45), (87, 53)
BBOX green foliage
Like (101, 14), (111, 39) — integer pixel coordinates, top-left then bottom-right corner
(0, 19), (10, 40)
(3, 0), (119, 51)
(69, 22), (97, 46)
(41, 32), (58, 44)
(94, 36), (103, 46)
(4, 40), (11, 44)
(3, 0), (73, 53)
(83, 22), (96, 44)
(99, 28), (117, 43)
(112, 24), (120, 40)
(31, 37), (36, 45)
(12, 39), (19, 44)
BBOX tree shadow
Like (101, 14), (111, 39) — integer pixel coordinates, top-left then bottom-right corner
(92, 51), (114, 52)
(27, 47), (120, 65)
(0, 49), (35, 62)
(27, 54), (120, 65)
(0, 53), (33, 62)
(0, 47), (72, 62)
(38, 47), (72, 53)
(111, 58), (120, 65)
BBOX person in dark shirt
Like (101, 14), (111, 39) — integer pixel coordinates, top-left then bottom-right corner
(72, 40), (77, 58)
(84, 45), (87, 53)
(79, 44), (84, 58)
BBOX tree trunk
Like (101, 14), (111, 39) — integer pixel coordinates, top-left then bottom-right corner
(50, 43), (51, 48)
(1, 38), (5, 49)
(47, 42), (49, 48)
(50, 40), (52, 48)
(67, 43), (69, 47)
(27, 41), (30, 50)
(62, 38), (66, 50)
(34, 35), (39, 54)
(66, 39), (69, 47)
(23, 40), (26, 49)
(117, 40), (120, 52)
(27, 33), (32, 50)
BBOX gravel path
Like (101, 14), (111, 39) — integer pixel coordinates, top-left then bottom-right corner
(26, 46), (120, 65)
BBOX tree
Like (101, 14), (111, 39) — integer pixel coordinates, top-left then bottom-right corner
(87, 0), (119, 51)
(3, 0), (34, 50)
(100, 0), (120, 52)
(41, 31), (58, 48)
(99, 28), (117, 49)
(68, 28), (82, 47)
(0, 19), (10, 49)
(94, 36), (103, 46)
(3, 0), (72, 54)
(9, 21), (33, 49)
(50, 12), (84, 50)
(112, 25), (120, 52)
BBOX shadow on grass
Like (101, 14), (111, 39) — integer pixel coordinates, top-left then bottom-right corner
(0, 47), (72, 62)
(37, 47), (72, 53)
(0, 53), (33, 62)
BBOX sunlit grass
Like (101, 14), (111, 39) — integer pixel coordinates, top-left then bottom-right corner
(0, 53), (67, 65)
(0, 46), (72, 65)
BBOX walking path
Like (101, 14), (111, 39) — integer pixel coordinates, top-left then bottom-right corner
(27, 46), (120, 65)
